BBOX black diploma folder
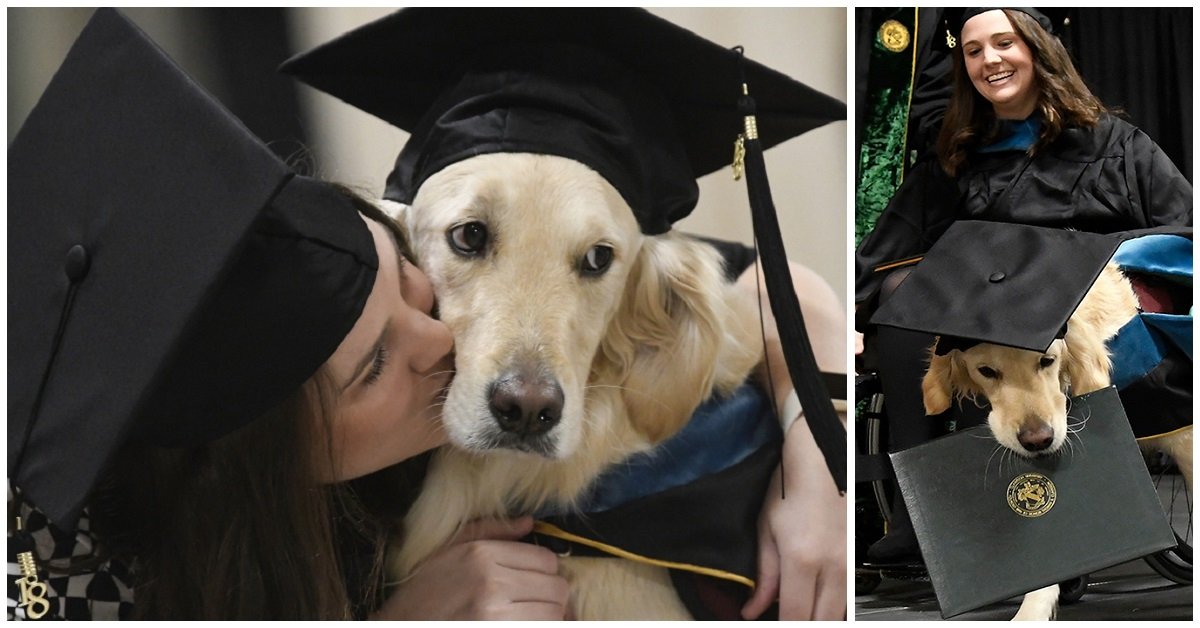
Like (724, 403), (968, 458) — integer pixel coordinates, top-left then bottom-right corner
(889, 386), (1178, 618)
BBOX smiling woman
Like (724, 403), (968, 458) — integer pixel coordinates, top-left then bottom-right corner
(935, 8), (1111, 178)
(958, 9), (1038, 120)
(856, 6), (1191, 307)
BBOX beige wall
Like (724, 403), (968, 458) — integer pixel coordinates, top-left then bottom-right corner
(9, 8), (848, 305)
(288, 8), (848, 305)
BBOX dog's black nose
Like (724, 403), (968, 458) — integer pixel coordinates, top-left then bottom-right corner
(1018, 422), (1055, 452)
(488, 369), (563, 437)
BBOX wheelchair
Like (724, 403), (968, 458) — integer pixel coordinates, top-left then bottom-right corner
(854, 232), (1194, 606)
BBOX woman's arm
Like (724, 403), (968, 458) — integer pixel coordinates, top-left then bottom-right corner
(1128, 128), (1193, 228)
(735, 260), (848, 620)
(855, 156), (959, 305)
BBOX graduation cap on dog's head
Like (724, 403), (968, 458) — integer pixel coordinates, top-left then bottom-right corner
(282, 8), (851, 491)
(870, 220), (1122, 356)
(8, 8), (378, 529)
(283, 8), (844, 492)
(279, 8), (846, 235)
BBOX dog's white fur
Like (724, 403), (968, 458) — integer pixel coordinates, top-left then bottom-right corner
(387, 153), (762, 619)
(921, 263), (1193, 621)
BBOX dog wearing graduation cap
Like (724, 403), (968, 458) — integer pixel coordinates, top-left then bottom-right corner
(284, 8), (845, 620)
(875, 221), (1193, 621)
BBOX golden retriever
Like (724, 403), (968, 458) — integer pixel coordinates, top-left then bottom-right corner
(921, 262), (1193, 620)
(384, 152), (763, 619)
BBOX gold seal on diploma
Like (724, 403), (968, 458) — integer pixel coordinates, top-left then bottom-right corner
(1007, 473), (1057, 518)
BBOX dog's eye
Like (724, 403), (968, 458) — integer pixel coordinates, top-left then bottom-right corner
(448, 222), (488, 256)
(1039, 356), (1056, 369)
(977, 366), (999, 379)
(581, 245), (614, 276)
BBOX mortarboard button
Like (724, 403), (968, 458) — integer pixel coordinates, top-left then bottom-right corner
(65, 245), (90, 282)
(989, 271), (1005, 283)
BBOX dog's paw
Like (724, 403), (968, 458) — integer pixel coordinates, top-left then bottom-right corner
(1011, 584), (1059, 621)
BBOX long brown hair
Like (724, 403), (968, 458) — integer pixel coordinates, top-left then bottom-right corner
(936, 9), (1107, 176)
(87, 192), (428, 619)
(90, 371), (380, 619)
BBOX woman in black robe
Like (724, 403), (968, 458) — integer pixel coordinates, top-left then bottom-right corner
(856, 8), (1192, 562)
(856, 8), (1191, 305)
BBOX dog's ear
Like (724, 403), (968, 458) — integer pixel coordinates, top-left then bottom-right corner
(922, 347), (955, 416)
(922, 344), (982, 415)
(598, 233), (759, 444)
(374, 199), (419, 262)
(1061, 325), (1112, 395)
(377, 198), (409, 223)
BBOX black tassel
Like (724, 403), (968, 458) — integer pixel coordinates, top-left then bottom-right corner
(732, 47), (846, 493)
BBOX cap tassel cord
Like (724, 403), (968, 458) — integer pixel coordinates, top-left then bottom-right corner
(13, 280), (83, 483)
(732, 47), (847, 494)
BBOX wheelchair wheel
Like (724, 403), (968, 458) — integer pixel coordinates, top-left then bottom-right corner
(855, 569), (882, 596)
(1057, 574), (1088, 604)
(1143, 455), (1192, 585)
(860, 383), (893, 524)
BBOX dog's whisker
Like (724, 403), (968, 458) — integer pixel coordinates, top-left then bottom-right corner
(984, 441), (1012, 487)
(420, 369), (456, 385)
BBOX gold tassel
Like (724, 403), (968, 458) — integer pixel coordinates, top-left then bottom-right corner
(15, 517), (51, 619)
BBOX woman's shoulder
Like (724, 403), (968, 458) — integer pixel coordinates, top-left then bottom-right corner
(1094, 113), (1142, 143)
(1053, 113), (1140, 161)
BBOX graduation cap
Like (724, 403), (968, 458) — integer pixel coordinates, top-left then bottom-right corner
(8, 8), (378, 529)
(281, 8), (850, 490)
(279, 8), (846, 235)
(937, 8), (1070, 52)
(870, 220), (1122, 354)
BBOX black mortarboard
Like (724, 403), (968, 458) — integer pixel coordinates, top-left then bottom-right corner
(8, 8), (378, 528)
(279, 8), (846, 236)
(938, 7), (1069, 52)
(869, 220), (1122, 354)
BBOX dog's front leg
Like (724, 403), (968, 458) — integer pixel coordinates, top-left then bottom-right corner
(1153, 426), (1193, 495)
(391, 450), (488, 579)
(1012, 584), (1058, 621)
(559, 557), (691, 620)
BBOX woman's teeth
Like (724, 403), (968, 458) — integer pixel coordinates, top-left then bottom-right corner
(987, 71), (1014, 83)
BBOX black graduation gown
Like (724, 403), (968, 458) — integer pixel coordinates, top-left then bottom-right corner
(855, 114), (1193, 304)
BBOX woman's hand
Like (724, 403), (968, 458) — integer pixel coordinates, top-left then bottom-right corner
(735, 260), (847, 620)
(373, 516), (570, 620)
(742, 419), (847, 620)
